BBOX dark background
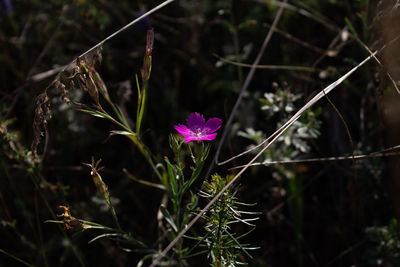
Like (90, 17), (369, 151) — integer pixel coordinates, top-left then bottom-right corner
(1, 0), (400, 266)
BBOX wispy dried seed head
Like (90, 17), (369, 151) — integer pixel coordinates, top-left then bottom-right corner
(31, 89), (52, 158)
(31, 47), (105, 158)
(57, 205), (83, 231)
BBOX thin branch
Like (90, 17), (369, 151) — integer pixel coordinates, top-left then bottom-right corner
(260, 0), (342, 33)
(214, 53), (318, 72)
(263, 23), (326, 54)
(309, 26), (351, 74)
(28, 65), (68, 82)
(229, 145), (400, 170)
(347, 28), (400, 95)
(322, 88), (355, 164)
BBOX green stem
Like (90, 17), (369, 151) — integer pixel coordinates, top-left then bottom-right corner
(136, 82), (148, 136)
(106, 196), (122, 232)
(230, 0), (243, 86)
(124, 169), (165, 190)
(96, 107), (165, 184)
(126, 134), (164, 183)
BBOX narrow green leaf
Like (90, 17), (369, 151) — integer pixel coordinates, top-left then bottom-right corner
(78, 109), (109, 119)
(225, 231), (253, 258)
(78, 220), (114, 231)
(123, 168), (165, 190)
(183, 230), (213, 257)
(181, 249), (208, 259)
(135, 74), (141, 104)
(110, 104), (129, 127)
(112, 233), (147, 247)
(344, 17), (358, 39)
(160, 205), (178, 232)
(165, 157), (178, 197)
(110, 130), (135, 137)
(44, 220), (65, 224)
(181, 159), (204, 195)
(88, 233), (122, 244)
(136, 82), (147, 136)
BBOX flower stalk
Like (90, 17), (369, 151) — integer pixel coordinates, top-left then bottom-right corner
(136, 28), (154, 136)
(83, 157), (122, 232)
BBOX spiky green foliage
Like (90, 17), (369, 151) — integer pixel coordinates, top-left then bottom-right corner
(200, 174), (259, 266)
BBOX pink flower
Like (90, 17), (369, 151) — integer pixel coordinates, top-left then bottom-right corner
(174, 113), (222, 143)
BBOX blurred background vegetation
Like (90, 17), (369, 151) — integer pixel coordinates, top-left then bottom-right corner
(1, 0), (400, 266)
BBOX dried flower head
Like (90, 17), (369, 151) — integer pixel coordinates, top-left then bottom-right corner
(174, 112), (222, 143)
(56, 205), (82, 231)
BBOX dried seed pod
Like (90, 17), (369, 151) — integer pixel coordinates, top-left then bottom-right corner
(83, 157), (110, 206)
(57, 205), (83, 231)
(141, 28), (154, 82)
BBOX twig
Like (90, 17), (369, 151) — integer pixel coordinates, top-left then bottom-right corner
(263, 23), (326, 54)
(322, 88), (355, 165)
(214, 53), (318, 72)
(228, 145), (400, 170)
(346, 25), (400, 95)
(261, 0), (342, 33)
(28, 65), (68, 83)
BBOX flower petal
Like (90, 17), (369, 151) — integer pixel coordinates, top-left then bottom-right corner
(201, 133), (218, 141)
(184, 136), (198, 142)
(186, 112), (205, 131)
(174, 124), (193, 138)
(205, 118), (222, 133)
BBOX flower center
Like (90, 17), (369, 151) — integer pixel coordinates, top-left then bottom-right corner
(194, 128), (202, 135)
(193, 127), (207, 137)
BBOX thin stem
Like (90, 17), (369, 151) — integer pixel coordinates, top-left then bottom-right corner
(78, 0), (175, 59)
(96, 106), (164, 183)
(230, 0), (243, 86)
(108, 200), (122, 232)
(136, 82), (148, 136)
